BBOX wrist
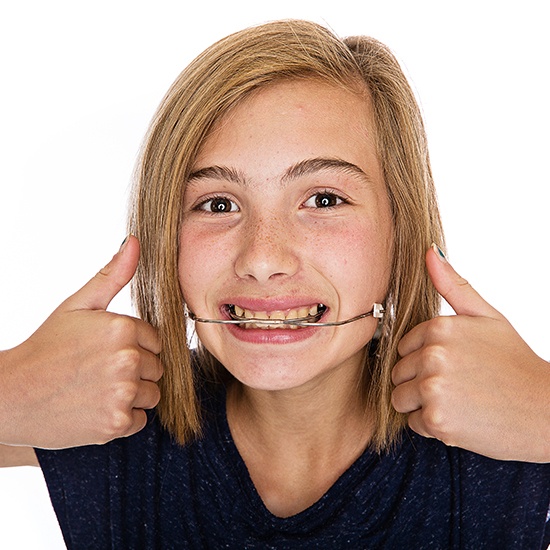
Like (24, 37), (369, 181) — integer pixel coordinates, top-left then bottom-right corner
(529, 358), (550, 463)
(541, 360), (550, 462)
(0, 345), (34, 446)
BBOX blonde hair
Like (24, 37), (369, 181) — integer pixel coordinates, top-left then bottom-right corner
(130, 20), (444, 451)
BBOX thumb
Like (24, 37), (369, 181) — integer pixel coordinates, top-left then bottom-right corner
(427, 243), (503, 319)
(61, 236), (140, 312)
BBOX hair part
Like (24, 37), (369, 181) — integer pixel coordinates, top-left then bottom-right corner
(129, 19), (444, 452)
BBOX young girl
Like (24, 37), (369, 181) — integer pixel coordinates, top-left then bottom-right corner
(10, 19), (550, 547)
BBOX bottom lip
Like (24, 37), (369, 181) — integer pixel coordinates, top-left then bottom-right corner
(223, 318), (321, 344)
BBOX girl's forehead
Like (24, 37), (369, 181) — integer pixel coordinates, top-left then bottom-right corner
(210, 79), (373, 131)
(192, 80), (379, 177)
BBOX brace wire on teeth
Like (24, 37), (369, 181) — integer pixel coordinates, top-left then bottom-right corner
(187, 303), (384, 327)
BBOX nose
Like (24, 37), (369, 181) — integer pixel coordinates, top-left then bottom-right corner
(234, 212), (300, 283)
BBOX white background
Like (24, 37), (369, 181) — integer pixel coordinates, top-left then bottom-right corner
(0, 1), (548, 547)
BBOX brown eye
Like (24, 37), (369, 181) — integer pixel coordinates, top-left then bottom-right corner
(199, 196), (238, 213)
(316, 194), (337, 208)
(304, 192), (344, 209)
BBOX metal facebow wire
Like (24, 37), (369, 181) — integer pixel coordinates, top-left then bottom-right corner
(187, 303), (384, 327)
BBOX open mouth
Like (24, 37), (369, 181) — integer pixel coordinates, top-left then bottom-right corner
(226, 303), (327, 329)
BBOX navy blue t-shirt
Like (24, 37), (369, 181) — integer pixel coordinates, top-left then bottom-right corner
(36, 389), (550, 549)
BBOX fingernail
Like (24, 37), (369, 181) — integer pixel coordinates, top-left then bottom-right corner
(431, 243), (447, 262)
(119, 235), (129, 252)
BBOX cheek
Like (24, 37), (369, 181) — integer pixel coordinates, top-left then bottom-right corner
(310, 222), (390, 292)
(178, 229), (232, 303)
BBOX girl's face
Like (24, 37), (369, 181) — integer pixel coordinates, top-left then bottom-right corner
(179, 80), (393, 391)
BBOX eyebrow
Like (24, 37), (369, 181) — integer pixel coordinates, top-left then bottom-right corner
(282, 157), (371, 185)
(187, 157), (373, 187)
(187, 165), (248, 186)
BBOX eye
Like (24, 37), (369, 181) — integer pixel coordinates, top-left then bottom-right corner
(303, 191), (346, 209)
(197, 196), (239, 213)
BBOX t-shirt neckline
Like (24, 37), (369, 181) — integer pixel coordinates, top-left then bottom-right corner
(210, 386), (402, 531)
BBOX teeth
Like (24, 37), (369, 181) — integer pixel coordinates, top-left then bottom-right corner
(286, 310), (298, 320)
(228, 303), (325, 328)
(298, 307), (309, 319)
(268, 310), (285, 330)
(234, 305), (244, 317)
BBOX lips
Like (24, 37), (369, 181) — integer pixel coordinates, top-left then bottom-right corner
(226, 303), (327, 329)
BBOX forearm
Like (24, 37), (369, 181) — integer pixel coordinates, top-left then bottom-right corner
(0, 444), (38, 468)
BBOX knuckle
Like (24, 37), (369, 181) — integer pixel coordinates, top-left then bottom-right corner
(105, 409), (134, 437)
(107, 314), (137, 341)
(114, 379), (140, 404)
(426, 316), (453, 340)
(418, 374), (445, 399)
(113, 347), (142, 374)
(421, 406), (449, 441)
(419, 344), (448, 369)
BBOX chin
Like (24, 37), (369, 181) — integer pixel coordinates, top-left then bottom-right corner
(224, 360), (316, 393)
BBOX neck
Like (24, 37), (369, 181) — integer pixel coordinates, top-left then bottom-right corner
(226, 362), (374, 517)
(229, 377), (368, 444)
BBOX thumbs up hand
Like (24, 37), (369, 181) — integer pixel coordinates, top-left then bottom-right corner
(392, 245), (550, 462)
(0, 236), (163, 449)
